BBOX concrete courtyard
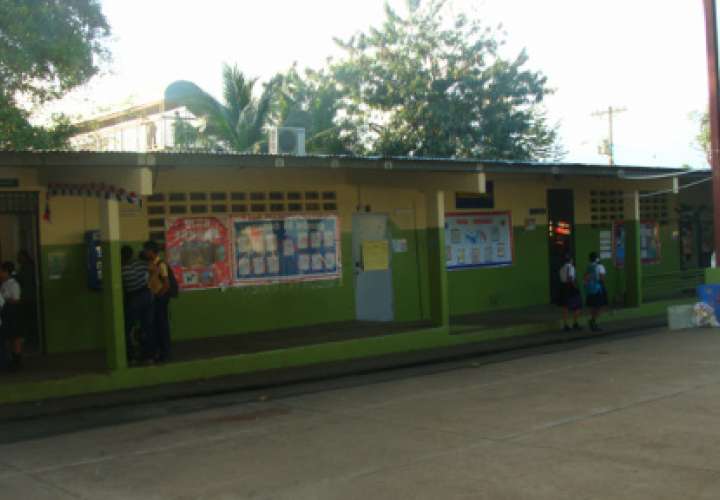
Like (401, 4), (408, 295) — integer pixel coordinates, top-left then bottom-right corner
(3, 326), (720, 499)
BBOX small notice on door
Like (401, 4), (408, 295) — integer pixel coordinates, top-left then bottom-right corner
(362, 240), (390, 271)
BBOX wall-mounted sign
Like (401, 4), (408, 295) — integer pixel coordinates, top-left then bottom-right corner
(232, 215), (340, 285)
(0, 179), (19, 188)
(599, 230), (613, 260)
(363, 240), (390, 271)
(165, 217), (232, 290)
(445, 211), (513, 269)
(47, 251), (67, 280)
(613, 220), (661, 267)
(392, 239), (408, 253)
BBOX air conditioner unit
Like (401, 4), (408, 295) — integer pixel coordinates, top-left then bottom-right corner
(269, 127), (306, 155)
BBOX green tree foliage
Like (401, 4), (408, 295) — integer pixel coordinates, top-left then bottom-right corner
(271, 65), (352, 154)
(164, 65), (280, 152)
(332, 0), (561, 160)
(0, 0), (110, 149)
(695, 110), (710, 165)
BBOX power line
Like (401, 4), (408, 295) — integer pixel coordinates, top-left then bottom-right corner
(592, 106), (627, 166)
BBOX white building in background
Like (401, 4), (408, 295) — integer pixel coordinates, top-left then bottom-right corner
(70, 100), (203, 152)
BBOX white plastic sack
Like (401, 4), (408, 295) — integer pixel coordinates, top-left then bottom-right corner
(693, 302), (720, 328)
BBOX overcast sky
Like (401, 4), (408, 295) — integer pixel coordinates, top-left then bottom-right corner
(44, 0), (711, 167)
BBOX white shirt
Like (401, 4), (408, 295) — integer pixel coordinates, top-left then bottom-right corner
(559, 262), (576, 283)
(0, 278), (21, 302)
(596, 263), (607, 276)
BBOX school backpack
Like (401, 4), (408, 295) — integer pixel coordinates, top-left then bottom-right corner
(584, 263), (602, 295)
(164, 261), (179, 299)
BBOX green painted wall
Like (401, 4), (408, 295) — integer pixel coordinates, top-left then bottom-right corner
(167, 230), (432, 341)
(389, 226), (431, 323)
(447, 223), (684, 317)
(448, 227), (550, 316)
(41, 245), (104, 354)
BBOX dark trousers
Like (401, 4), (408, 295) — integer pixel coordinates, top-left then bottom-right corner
(153, 295), (171, 361)
(124, 289), (155, 360)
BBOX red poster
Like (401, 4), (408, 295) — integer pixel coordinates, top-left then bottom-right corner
(165, 217), (231, 290)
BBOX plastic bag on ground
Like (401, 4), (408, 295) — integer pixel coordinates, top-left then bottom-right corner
(692, 302), (720, 328)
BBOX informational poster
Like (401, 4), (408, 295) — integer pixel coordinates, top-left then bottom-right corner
(445, 211), (513, 269)
(232, 215), (340, 285)
(165, 217), (232, 290)
(599, 230), (613, 260)
(47, 251), (67, 280)
(362, 240), (390, 271)
(392, 239), (408, 253)
(613, 221), (661, 267)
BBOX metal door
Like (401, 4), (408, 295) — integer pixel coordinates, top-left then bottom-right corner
(352, 214), (394, 322)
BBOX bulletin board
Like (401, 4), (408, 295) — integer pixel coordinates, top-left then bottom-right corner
(445, 211), (514, 270)
(165, 217), (232, 290)
(613, 220), (661, 267)
(232, 215), (341, 285)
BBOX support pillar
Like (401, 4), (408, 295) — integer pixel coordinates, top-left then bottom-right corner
(100, 199), (127, 371)
(624, 190), (642, 307)
(425, 190), (450, 327)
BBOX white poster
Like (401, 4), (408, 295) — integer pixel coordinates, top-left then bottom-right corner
(445, 211), (513, 269)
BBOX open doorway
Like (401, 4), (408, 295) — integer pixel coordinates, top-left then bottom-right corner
(547, 189), (575, 305)
(0, 192), (43, 353)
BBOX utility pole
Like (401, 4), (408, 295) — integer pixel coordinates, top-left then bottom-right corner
(592, 106), (627, 165)
(703, 0), (720, 258)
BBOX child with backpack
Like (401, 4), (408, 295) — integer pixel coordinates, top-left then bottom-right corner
(144, 241), (179, 363)
(559, 253), (583, 332)
(584, 252), (607, 332)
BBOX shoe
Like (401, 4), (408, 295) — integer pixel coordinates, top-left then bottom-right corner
(573, 323), (582, 331)
(563, 325), (571, 332)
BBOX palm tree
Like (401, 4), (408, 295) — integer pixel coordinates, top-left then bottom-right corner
(164, 64), (279, 152)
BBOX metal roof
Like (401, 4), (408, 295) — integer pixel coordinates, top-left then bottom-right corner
(0, 150), (706, 178)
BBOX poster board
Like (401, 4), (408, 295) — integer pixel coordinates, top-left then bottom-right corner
(613, 220), (661, 267)
(445, 211), (513, 270)
(165, 217), (232, 290)
(232, 215), (340, 285)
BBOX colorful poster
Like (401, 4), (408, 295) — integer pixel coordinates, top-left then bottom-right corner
(165, 217), (232, 290)
(232, 215), (341, 285)
(445, 211), (513, 269)
(613, 221), (661, 267)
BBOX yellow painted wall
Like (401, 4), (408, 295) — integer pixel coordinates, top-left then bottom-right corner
(0, 167), (39, 188)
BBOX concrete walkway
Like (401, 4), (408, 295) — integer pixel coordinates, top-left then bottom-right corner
(3, 327), (720, 499)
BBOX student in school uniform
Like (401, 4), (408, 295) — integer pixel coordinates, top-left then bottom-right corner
(144, 241), (172, 363)
(558, 253), (582, 332)
(0, 262), (23, 371)
(584, 252), (607, 332)
(121, 246), (154, 364)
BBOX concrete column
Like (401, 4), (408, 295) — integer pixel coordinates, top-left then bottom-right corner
(425, 190), (450, 327)
(624, 190), (642, 307)
(100, 199), (127, 371)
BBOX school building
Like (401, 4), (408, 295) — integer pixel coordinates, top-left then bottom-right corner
(0, 151), (713, 405)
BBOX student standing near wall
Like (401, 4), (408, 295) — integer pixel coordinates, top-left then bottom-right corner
(558, 254), (582, 332)
(584, 252), (607, 332)
(121, 246), (155, 364)
(0, 262), (22, 371)
(144, 241), (172, 363)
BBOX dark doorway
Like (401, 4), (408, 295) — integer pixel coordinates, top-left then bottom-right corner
(547, 189), (575, 305)
(0, 192), (43, 353)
